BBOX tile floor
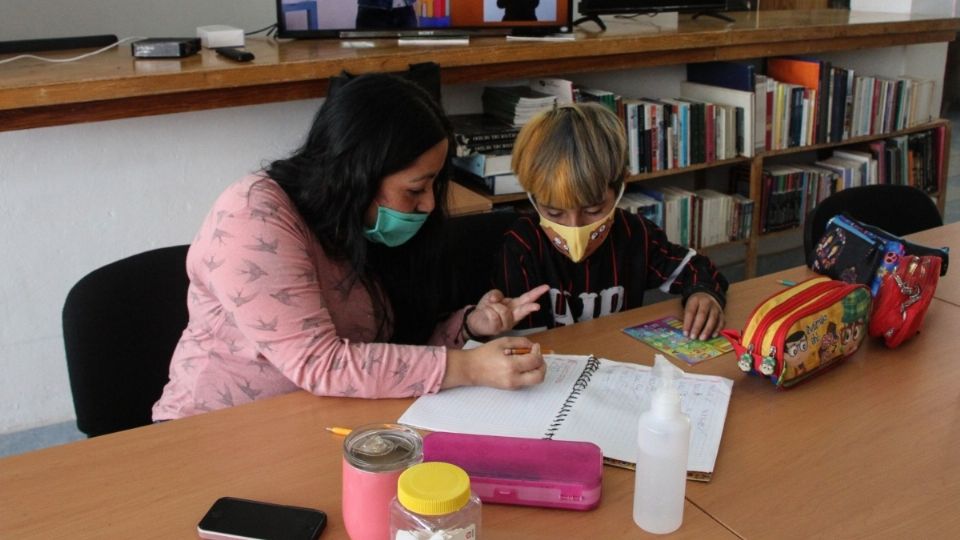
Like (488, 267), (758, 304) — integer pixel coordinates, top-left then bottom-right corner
(2, 110), (958, 459)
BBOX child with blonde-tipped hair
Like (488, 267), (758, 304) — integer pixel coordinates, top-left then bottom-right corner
(493, 103), (728, 339)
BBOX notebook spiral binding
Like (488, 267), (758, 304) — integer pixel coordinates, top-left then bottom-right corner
(544, 355), (601, 439)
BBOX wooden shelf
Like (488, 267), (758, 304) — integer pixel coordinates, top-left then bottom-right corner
(627, 156), (753, 182)
(757, 119), (951, 158)
(759, 226), (804, 240)
(2, 10), (959, 132)
(452, 156), (754, 205)
(699, 238), (751, 252)
(448, 181), (494, 215)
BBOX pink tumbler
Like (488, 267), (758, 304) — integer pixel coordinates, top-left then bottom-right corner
(342, 423), (423, 540)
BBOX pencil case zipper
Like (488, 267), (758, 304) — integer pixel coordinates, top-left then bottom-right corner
(740, 279), (839, 373)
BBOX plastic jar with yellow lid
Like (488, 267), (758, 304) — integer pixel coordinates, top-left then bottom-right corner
(389, 461), (482, 540)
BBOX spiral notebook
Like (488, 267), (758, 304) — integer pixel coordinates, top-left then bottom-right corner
(398, 354), (733, 482)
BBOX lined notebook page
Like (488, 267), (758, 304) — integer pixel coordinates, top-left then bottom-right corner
(552, 358), (733, 477)
(398, 356), (586, 438)
(398, 355), (733, 479)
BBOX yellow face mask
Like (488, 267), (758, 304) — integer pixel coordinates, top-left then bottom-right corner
(530, 184), (624, 263)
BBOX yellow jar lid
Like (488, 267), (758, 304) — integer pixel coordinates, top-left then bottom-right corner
(397, 462), (471, 516)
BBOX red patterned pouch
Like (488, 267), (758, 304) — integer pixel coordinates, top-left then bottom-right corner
(869, 255), (941, 348)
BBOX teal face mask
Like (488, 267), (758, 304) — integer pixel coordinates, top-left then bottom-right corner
(363, 206), (429, 247)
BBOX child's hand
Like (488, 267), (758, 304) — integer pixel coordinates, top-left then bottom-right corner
(466, 284), (549, 337)
(683, 292), (724, 341)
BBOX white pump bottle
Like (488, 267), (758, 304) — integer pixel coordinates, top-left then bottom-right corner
(633, 354), (690, 534)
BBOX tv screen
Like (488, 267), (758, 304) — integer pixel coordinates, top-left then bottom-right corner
(276, 0), (573, 38)
(578, 0), (726, 15)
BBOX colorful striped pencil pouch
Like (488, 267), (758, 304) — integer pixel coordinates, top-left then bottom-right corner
(721, 276), (872, 388)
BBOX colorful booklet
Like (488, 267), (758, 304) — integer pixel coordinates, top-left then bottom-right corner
(623, 316), (733, 365)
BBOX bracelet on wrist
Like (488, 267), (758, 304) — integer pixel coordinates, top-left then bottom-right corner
(461, 306), (485, 342)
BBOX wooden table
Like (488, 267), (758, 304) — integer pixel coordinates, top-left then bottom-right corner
(0, 391), (732, 539)
(537, 297), (960, 538)
(906, 220), (960, 307)
(3, 225), (959, 538)
(530, 251), (960, 538)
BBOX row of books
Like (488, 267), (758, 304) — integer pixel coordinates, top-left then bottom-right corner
(742, 126), (944, 233)
(448, 113), (520, 157)
(455, 80), (585, 157)
(459, 58), (939, 172)
(452, 65), (941, 201)
(687, 59), (938, 153)
(619, 85), (748, 175)
(617, 188), (754, 249)
(476, 78), (752, 176)
(481, 85), (558, 127)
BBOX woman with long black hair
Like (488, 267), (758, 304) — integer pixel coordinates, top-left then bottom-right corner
(154, 74), (547, 421)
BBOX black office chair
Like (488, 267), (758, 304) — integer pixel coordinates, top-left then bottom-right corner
(62, 245), (190, 437)
(803, 184), (943, 268)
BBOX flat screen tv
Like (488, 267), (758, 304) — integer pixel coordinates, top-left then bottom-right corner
(276, 0), (574, 38)
(575, 0), (728, 29)
(578, 0), (727, 15)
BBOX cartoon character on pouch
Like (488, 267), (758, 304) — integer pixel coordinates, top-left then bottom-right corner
(818, 322), (841, 365)
(782, 330), (810, 377)
(840, 289), (871, 356)
(813, 228), (846, 271)
(876, 250), (901, 281)
(840, 320), (865, 356)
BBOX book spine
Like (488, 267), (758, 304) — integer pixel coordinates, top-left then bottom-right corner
(789, 87), (805, 147)
(705, 103), (716, 163)
(457, 140), (515, 155)
(456, 130), (519, 145)
(735, 107), (744, 156)
(816, 61), (831, 144)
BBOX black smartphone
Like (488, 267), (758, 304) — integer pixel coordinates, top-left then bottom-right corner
(197, 497), (327, 540)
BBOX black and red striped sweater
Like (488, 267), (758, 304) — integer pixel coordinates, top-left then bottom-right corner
(493, 209), (729, 331)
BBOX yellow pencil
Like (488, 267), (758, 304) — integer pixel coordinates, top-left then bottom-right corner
(325, 427), (352, 436)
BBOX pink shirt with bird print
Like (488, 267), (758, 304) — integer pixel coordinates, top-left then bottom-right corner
(153, 175), (464, 420)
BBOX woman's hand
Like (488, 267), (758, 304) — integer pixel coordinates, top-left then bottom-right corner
(443, 338), (546, 390)
(683, 292), (725, 341)
(465, 284), (550, 338)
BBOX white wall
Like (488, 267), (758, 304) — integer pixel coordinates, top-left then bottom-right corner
(851, 0), (957, 16)
(0, 0), (275, 41)
(0, 103), (319, 433)
(0, 1), (310, 433)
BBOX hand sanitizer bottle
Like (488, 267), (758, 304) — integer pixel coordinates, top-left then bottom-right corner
(633, 354), (690, 534)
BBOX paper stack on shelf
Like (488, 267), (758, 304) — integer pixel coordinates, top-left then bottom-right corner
(482, 85), (557, 127)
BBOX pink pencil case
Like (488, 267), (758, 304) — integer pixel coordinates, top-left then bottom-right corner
(422, 432), (603, 511)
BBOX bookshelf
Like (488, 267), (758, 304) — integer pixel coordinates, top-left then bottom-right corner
(459, 118), (951, 275)
(744, 119), (951, 273)
(1, 10), (956, 277)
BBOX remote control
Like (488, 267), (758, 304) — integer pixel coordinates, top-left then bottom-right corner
(215, 47), (254, 62)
